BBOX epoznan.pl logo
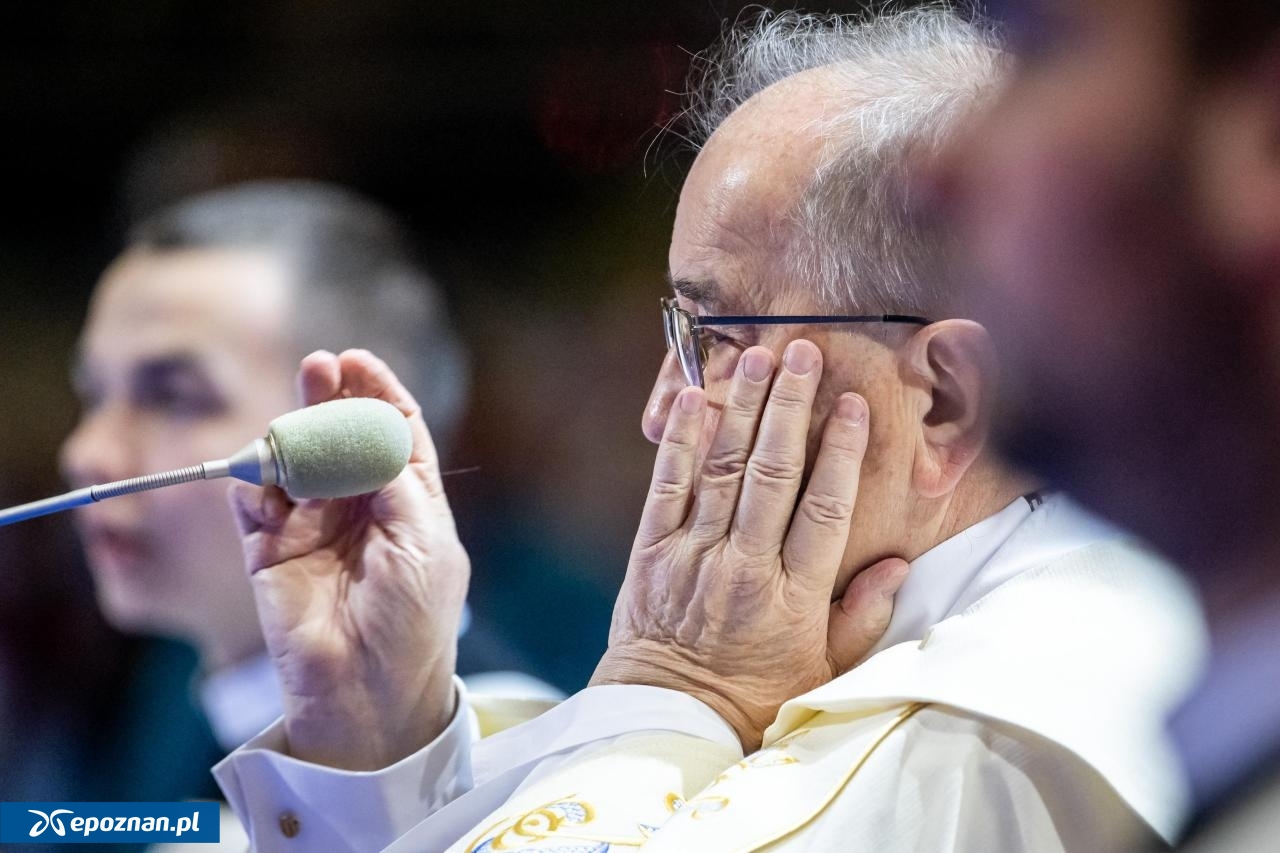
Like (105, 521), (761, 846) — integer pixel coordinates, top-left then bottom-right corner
(28, 808), (72, 837)
(1, 802), (220, 845)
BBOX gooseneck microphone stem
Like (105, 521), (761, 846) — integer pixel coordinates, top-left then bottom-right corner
(0, 437), (279, 528)
(0, 465), (201, 526)
(0, 397), (412, 528)
(91, 464), (210, 500)
(0, 463), (220, 527)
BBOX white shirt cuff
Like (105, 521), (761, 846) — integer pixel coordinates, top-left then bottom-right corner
(473, 683), (741, 781)
(213, 676), (473, 853)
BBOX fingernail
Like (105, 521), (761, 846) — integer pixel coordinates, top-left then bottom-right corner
(836, 393), (867, 427)
(783, 340), (819, 375)
(741, 349), (773, 382)
(678, 387), (704, 414)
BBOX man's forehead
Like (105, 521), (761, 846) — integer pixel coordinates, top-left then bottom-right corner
(94, 249), (291, 334)
(83, 249), (294, 368)
(694, 68), (844, 205)
(670, 68), (844, 309)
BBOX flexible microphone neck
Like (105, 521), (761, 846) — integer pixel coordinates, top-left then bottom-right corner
(0, 397), (413, 527)
(0, 438), (280, 527)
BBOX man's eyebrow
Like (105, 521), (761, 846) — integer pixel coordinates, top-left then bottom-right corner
(133, 353), (208, 384)
(667, 274), (721, 308)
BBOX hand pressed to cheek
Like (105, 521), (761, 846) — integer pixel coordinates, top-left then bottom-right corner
(597, 340), (908, 751)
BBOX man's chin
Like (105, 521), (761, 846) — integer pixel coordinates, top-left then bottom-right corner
(94, 579), (177, 637)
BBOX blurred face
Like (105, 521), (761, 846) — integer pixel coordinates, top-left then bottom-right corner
(644, 70), (937, 586)
(942, 0), (1280, 562)
(60, 249), (296, 668)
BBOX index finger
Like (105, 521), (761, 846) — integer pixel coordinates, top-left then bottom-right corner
(297, 350), (342, 406)
(295, 348), (441, 476)
(332, 349), (440, 469)
(636, 386), (706, 548)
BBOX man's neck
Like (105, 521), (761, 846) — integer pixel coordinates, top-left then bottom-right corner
(198, 631), (268, 679)
(834, 456), (1037, 597)
(915, 457), (1039, 562)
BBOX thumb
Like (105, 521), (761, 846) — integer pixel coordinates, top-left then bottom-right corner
(227, 482), (296, 573)
(826, 557), (909, 676)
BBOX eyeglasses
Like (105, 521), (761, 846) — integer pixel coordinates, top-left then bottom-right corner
(661, 297), (931, 388)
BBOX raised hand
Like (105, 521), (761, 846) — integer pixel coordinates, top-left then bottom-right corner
(231, 349), (469, 770)
(593, 340), (908, 751)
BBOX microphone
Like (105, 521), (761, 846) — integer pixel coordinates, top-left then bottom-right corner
(0, 397), (413, 527)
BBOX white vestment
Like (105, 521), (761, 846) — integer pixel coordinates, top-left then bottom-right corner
(214, 495), (1207, 852)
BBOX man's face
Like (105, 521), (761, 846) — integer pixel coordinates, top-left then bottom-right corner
(60, 249), (296, 662)
(644, 70), (926, 587)
(941, 0), (1272, 558)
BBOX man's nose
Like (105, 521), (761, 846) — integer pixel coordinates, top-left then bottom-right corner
(642, 349), (687, 445)
(60, 405), (135, 488)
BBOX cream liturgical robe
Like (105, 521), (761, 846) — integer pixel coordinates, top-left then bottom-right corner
(214, 496), (1208, 852)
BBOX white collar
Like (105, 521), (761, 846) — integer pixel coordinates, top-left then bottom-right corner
(770, 493), (1207, 842)
(199, 652), (283, 753)
(866, 495), (1031, 657)
(866, 492), (1125, 657)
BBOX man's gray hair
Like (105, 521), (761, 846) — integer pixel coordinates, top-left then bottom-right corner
(684, 5), (1004, 317)
(129, 180), (469, 454)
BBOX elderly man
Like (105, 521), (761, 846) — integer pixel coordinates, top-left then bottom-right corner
(937, 0), (1280, 846)
(213, 9), (1204, 852)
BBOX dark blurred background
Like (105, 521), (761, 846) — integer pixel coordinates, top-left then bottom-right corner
(0, 0), (877, 836)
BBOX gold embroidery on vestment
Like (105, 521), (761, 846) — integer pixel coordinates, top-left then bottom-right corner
(464, 795), (645, 851)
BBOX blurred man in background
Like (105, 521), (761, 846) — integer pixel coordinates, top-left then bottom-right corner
(58, 182), (562, 850)
(938, 0), (1280, 846)
(60, 181), (473, 760)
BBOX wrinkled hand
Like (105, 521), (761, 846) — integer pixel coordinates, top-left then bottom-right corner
(592, 341), (908, 751)
(230, 349), (469, 770)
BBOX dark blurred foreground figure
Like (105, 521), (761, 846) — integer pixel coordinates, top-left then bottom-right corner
(940, 0), (1280, 846)
(211, 9), (1206, 852)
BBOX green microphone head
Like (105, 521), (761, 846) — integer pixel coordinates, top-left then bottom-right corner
(267, 397), (413, 499)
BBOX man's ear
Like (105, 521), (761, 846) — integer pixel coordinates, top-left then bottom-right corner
(901, 319), (997, 499)
(1194, 38), (1280, 279)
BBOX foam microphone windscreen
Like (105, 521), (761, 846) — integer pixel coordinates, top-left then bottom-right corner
(267, 397), (414, 499)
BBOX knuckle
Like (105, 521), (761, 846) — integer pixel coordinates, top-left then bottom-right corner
(729, 527), (777, 560)
(767, 382), (812, 412)
(821, 427), (863, 456)
(410, 465), (446, 498)
(799, 491), (855, 528)
(746, 451), (804, 486)
(631, 538), (670, 564)
(702, 448), (750, 481)
(650, 475), (693, 502)
(663, 427), (699, 453)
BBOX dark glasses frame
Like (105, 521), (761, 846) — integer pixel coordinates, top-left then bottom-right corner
(661, 297), (931, 387)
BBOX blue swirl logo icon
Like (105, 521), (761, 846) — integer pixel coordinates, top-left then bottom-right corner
(28, 809), (73, 838)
